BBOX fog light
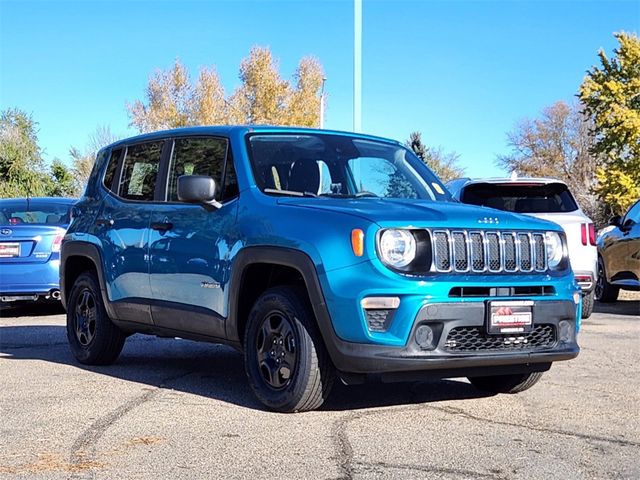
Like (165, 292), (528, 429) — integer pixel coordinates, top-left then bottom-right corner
(558, 320), (572, 343)
(415, 324), (435, 350)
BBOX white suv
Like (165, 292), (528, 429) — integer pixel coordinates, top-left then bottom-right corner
(447, 177), (597, 318)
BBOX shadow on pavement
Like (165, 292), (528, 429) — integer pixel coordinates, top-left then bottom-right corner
(0, 302), (65, 318)
(594, 299), (639, 316)
(0, 325), (492, 412)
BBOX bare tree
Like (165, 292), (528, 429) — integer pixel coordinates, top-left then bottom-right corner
(406, 131), (465, 183)
(497, 101), (604, 222)
(69, 125), (120, 194)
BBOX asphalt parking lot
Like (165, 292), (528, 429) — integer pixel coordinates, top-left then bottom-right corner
(1, 296), (638, 480)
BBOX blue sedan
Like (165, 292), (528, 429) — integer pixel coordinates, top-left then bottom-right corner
(0, 197), (76, 306)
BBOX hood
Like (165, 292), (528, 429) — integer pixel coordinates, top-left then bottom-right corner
(277, 198), (560, 231)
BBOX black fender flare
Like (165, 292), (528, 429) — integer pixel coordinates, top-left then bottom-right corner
(225, 246), (338, 348)
(60, 241), (117, 319)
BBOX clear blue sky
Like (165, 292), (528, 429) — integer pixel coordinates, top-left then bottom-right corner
(1, 0), (638, 178)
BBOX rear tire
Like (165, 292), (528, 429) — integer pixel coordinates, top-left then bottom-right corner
(581, 290), (594, 319)
(595, 256), (619, 303)
(66, 271), (125, 365)
(244, 286), (335, 412)
(468, 371), (544, 394)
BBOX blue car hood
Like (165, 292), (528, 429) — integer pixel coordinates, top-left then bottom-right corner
(277, 197), (559, 231)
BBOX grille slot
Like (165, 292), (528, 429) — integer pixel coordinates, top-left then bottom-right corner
(443, 325), (556, 352)
(433, 231), (451, 271)
(533, 234), (546, 270)
(469, 232), (484, 271)
(430, 229), (548, 273)
(503, 233), (517, 271)
(486, 233), (501, 271)
(518, 233), (532, 271)
(451, 232), (468, 271)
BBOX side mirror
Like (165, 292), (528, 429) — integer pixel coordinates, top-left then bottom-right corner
(177, 175), (221, 208)
(608, 215), (622, 227)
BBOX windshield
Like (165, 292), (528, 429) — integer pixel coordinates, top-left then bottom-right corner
(0, 200), (73, 226)
(461, 183), (579, 213)
(247, 133), (452, 201)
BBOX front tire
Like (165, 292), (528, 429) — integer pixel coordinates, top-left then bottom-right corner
(581, 290), (594, 319)
(244, 286), (335, 412)
(66, 271), (125, 365)
(595, 256), (619, 303)
(468, 372), (544, 394)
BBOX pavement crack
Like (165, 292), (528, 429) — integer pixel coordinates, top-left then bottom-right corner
(428, 405), (640, 447)
(68, 370), (195, 479)
(330, 401), (440, 480)
(331, 412), (359, 480)
(356, 461), (507, 479)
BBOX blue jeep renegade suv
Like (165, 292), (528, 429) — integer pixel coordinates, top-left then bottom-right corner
(61, 126), (581, 412)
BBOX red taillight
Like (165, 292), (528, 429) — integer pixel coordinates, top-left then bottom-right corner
(588, 223), (596, 246)
(51, 233), (64, 253)
(580, 224), (587, 246)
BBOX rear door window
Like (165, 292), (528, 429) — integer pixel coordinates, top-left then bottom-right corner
(118, 142), (163, 201)
(462, 183), (579, 213)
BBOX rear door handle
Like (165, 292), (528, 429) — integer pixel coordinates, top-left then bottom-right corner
(151, 222), (173, 232)
(95, 218), (114, 227)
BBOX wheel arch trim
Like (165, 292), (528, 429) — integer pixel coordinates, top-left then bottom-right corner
(60, 241), (116, 318)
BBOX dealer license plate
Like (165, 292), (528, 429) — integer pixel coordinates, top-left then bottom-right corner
(488, 300), (533, 334)
(0, 242), (19, 258)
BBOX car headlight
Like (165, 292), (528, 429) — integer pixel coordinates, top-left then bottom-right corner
(378, 229), (417, 268)
(545, 231), (565, 269)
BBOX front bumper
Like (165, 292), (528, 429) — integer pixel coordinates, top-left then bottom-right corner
(315, 300), (579, 376)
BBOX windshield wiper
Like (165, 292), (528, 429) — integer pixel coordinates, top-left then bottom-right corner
(264, 188), (317, 198)
(319, 192), (380, 199)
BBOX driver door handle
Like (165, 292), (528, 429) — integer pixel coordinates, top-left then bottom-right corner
(151, 222), (173, 232)
(95, 218), (114, 227)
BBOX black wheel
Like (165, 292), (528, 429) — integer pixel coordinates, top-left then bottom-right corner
(468, 371), (544, 394)
(66, 271), (125, 365)
(595, 256), (619, 303)
(244, 286), (335, 412)
(581, 290), (594, 319)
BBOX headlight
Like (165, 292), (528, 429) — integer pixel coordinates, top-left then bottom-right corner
(378, 229), (417, 268)
(545, 231), (564, 269)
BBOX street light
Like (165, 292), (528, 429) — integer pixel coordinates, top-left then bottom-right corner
(320, 77), (327, 129)
(354, 0), (362, 132)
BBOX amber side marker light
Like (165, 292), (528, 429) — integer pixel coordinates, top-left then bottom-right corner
(351, 229), (364, 257)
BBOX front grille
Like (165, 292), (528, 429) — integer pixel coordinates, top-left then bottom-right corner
(430, 230), (547, 273)
(443, 324), (556, 352)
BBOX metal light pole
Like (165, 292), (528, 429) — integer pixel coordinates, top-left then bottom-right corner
(354, 0), (362, 132)
(319, 77), (327, 129)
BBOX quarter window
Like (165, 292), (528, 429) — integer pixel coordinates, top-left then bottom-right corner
(118, 142), (163, 201)
(103, 148), (122, 193)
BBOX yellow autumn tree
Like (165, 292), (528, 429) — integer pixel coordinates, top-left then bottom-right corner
(286, 57), (325, 127)
(128, 60), (193, 132)
(579, 32), (640, 214)
(127, 48), (325, 132)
